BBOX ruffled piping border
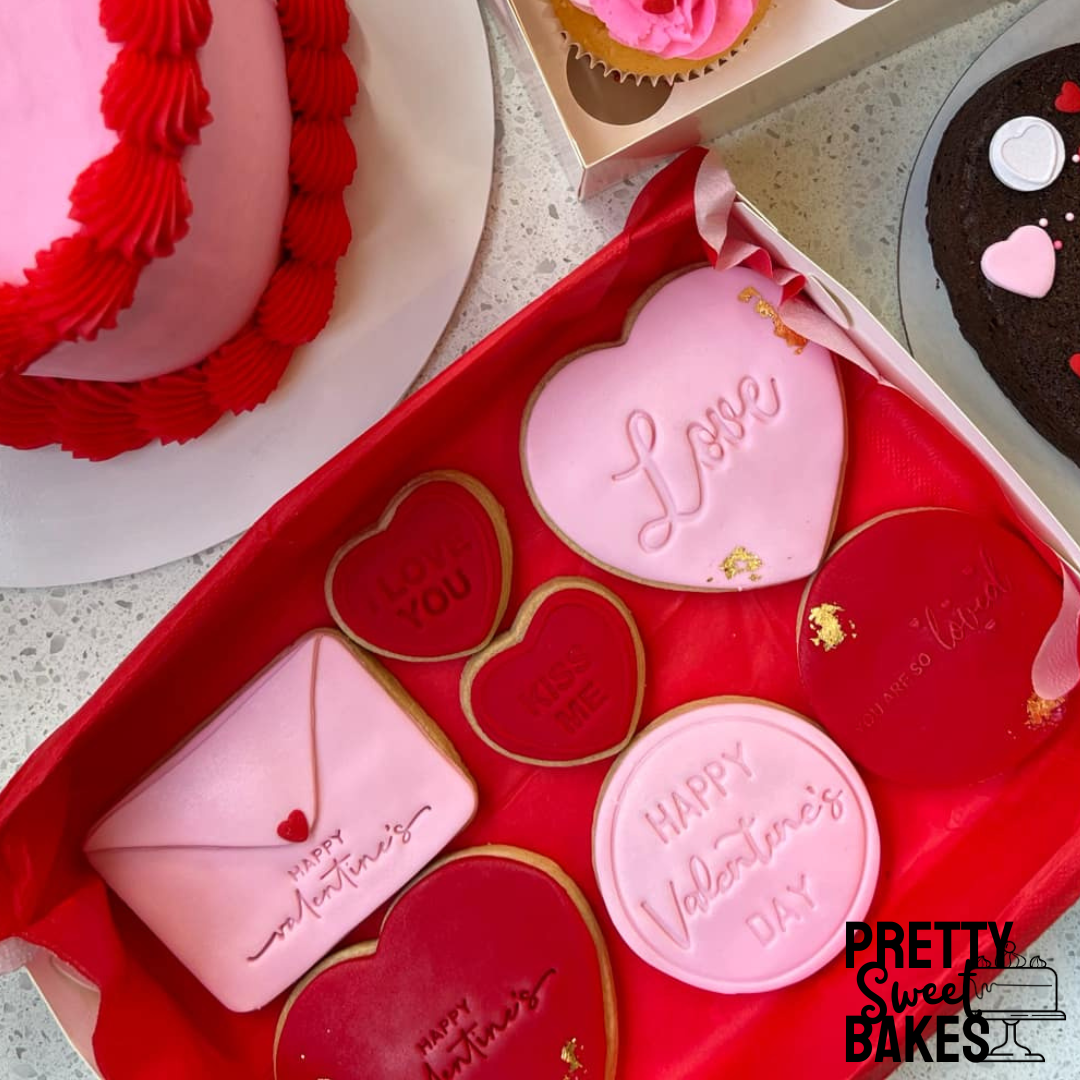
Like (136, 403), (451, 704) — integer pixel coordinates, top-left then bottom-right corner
(0, 0), (358, 460)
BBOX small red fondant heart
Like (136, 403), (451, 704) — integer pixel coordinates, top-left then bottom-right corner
(277, 809), (310, 844)
(643, 0), (677, 12)
(326, 471), (511, 662)
(1055, 81), (1080, 113)
(1070, 354), (1080, 378)
(462, 578), (644, 766)
(275, 849), (617, 1080)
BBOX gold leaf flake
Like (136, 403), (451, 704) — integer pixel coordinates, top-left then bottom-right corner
(720, 546), (764, 582)
(738, 287), (808, 353)
(562, 1037), (584, 1075)
(808, 603), (855, 652)
(1026, 694), (1065, 729)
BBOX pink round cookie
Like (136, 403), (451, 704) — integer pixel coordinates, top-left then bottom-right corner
(592, 698), (879, 993)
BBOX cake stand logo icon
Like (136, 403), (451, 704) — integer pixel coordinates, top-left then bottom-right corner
(963, 949), (1066, 1063)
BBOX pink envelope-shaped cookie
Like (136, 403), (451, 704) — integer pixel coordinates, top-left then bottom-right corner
(83, 631), (477, 1013)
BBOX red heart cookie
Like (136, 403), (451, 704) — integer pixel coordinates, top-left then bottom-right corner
(274, 847), (618, 1080)
(461, 578), (645, 767)
(1055, 80), (1080, 113)
(797, 508), (1072, 786)
(326, 472), (513, 662)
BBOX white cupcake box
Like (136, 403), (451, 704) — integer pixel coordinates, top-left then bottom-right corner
(488, 0), (1007, 197)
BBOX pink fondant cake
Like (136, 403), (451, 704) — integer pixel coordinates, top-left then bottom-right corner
(83, 631), (478, 1012)
(0, 0), (358, 459)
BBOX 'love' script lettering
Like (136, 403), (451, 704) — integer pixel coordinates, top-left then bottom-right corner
(611, 376), (782, 553)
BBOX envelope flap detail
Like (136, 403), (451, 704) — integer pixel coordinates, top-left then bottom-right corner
(84, 635), (324, 854)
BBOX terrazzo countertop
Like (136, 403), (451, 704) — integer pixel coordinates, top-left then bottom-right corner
(3, 0), (1076, 1076)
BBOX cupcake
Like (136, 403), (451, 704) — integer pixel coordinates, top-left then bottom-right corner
(550, 0), (772, 83)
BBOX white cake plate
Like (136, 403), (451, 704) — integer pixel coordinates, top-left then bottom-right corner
(0, 0), (494, 588)
(898, 0), (1080, 548)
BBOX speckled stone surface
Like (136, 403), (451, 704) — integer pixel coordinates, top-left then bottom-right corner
(5, 1), (1079, 1076)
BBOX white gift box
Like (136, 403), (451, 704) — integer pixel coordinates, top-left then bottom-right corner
(487, 0), (1009, 197)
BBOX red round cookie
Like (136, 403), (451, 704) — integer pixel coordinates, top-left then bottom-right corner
(461, 578), (645, 766)
(326, 472), (512, 662)
(797, 509), (1071, 786)
(274, 847), (617, 1080)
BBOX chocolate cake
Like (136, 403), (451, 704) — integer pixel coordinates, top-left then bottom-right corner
(927, 45), (1080, 465)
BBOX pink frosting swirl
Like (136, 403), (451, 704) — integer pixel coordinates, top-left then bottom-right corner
(569, 0), (759, 60)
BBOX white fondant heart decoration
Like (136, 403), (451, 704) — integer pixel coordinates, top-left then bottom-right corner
(521, 266), (846, 591)
(989, 116), (1066, 193)
(981, 225), (1057, 299)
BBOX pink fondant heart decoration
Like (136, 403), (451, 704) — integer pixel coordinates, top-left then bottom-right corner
(981, 225), (1057, 299)
(1056, 81), (1080, 114)
(521, 266), (846, 591)
(277, 809), (310, 844)
(461, 577), (645, 766)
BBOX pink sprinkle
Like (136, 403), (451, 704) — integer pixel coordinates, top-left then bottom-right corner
(1055, 240), (1065, 251)
(1068, 213), (1077, 223)
(1074, 154), (1080, 164)
(1040, 218), (1050, 228)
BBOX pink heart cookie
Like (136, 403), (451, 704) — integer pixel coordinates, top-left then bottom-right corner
(592, 698), (880, 993)
(981, 225), (1057, 299)
(522, 267), (846, 591)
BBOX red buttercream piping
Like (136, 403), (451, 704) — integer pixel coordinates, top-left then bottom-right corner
(0, 0), (210, 377)
(290, 118), (358, 194)
(286, 46), (359, 118)
(258, 262), (339, 346)
(23, 237), (144, 342)
(69, 143), (194, 260)
(279, 0), (350, 49)
(100, 0), (213, 56)
(56, 381), (145, 461)
(203, 326), (295, 413)
(133, 368), (220, 444)
(283, 194), (352, 265)
(0, 0), (357, 460)
(0, 372), (62, 450)
(101, 49), (212, 153)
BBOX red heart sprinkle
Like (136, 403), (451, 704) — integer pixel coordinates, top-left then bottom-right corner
(1055, 81), (1080, 113)
(1069, 354), (1080, 378)
(277, 809), (310, 844)
(643, 0), (677, 12)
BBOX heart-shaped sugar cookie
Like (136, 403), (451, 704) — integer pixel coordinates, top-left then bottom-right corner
(461, 578), (645, 766)
(326, 471), (513, 662)
(274, 846), (617, 1080)
(522, 266), (846, 591)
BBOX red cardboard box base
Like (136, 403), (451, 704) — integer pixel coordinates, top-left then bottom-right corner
(3, 149), (1080, 1079)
